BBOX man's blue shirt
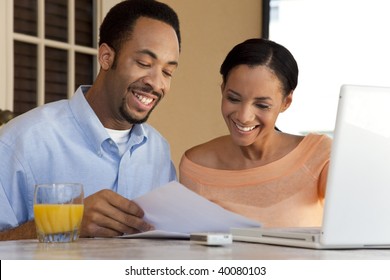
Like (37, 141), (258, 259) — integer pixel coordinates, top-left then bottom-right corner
(0, 86), (176, 230)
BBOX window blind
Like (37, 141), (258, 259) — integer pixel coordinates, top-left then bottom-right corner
(13, 0), (96, 115)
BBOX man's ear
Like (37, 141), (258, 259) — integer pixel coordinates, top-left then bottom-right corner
(281, 91), (293, 112)
(98, 43), (115, 71)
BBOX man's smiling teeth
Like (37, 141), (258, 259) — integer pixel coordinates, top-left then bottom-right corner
(235, 123), (256, 132)
(134, 93), (153, 105)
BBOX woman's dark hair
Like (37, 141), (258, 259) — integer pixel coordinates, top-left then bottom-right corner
(220, 38), (298, 97)
(99, 0), (181, 54)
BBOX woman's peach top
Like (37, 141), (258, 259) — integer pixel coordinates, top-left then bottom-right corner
(179, 134), (332, 227)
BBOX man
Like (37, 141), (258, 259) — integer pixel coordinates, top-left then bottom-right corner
(0, 0), (181, 240)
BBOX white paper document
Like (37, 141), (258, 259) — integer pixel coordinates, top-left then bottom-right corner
(121, 181), (261, 239)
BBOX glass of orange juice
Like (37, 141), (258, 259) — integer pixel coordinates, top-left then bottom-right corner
(34, 183), (84, 243)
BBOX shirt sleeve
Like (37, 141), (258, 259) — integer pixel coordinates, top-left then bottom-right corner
(0, 141), (31, 230)
(169, 160), (177, 181)
(0, 181), (19, 230)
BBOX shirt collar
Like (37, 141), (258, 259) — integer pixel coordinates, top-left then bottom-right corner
(129, 122), (148, 150)
(69, 86), (147, 155)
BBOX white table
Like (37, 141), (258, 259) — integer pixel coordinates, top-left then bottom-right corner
(1, 237), (390, 260)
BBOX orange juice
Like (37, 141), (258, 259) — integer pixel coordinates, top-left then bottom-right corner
(34, 204), (84, 234)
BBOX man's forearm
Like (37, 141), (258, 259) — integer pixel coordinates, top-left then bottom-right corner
(0, 220), (36, 241)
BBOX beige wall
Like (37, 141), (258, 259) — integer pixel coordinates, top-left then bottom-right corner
(150, 0), (262, 169)
(102, 0), (262, 169)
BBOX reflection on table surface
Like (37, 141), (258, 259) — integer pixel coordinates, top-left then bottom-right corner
(1, 237), (390, 260)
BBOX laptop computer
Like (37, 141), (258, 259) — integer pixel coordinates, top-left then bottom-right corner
(231, 84), (390, 249)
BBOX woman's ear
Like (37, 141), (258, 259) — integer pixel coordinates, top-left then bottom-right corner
(281, 91), (293, 112)
(98, 43), (115, 71)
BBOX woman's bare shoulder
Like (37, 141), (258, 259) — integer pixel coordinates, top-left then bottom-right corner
(184, 136), (230, 167)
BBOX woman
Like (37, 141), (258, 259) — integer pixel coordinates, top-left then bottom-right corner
(179, 38), (331, 227)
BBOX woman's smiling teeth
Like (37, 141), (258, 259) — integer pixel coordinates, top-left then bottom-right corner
(134, 92), (153, 105)
(235, 123), (256, 132)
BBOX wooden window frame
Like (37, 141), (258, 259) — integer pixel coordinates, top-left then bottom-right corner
(0, 0), (101, 113)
